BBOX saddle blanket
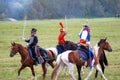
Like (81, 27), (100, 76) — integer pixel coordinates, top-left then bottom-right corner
(77, 50), (88, 62)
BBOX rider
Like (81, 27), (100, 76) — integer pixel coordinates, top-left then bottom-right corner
(22, 28), (38, 65)
(57, 22), (67, 54)
(78, 24), (90, 46)
(78, 22), (98, 67)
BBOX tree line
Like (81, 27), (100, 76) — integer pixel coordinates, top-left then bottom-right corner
(0, 0), (120, 20)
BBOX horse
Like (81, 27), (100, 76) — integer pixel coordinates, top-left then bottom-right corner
(51, 38), (112, 80)
(77, 44), (112, 80)
(51, 40), (111, 80)
(64, 40), (111, 80)
(10, 42), (56, 80)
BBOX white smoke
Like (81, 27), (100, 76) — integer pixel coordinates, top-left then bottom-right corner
(7, 0), (32, 19)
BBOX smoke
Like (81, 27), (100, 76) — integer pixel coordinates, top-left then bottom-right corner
(7, 0), (32, 19)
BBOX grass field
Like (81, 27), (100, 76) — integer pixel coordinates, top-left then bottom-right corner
(0, 18), (120, 80)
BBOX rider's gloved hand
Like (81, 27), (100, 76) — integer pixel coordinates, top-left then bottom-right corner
(26, 43), (31, 48)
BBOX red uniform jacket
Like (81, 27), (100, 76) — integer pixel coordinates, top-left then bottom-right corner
(58, 33), (66, 45)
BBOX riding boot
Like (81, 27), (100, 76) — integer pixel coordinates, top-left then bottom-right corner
(34, 60), (38, 66)
(35, 61), (38, 66)
(34, 56), (39, 66)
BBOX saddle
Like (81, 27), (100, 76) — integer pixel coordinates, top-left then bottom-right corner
(35, 46), (45, 64)
(77, 45), (94, 62)
(36, 46), (50, 61)
(27, 46), (44, 64)
(77, 50), (88, 62)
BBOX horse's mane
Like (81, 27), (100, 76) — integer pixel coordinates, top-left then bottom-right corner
(98, 39), (106, 46)
(64, 41), (78, 50)
(14, 43), (26, 50)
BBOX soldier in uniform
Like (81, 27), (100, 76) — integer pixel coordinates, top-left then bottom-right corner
(22, 28), (38, 65)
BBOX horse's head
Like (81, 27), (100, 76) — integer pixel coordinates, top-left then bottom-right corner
(98, 38), (112, 52)
(10, 42), (19, 57)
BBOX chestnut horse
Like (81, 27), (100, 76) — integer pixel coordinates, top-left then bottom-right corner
(51, 38), (112, 80)
(10, 42), (56, 80)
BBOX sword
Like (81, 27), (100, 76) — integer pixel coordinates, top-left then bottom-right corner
(65, 16), (68, 33)
(22, 16), (27, 40)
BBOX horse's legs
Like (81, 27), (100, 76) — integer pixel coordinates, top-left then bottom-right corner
(96, 64), (107, 80)
(76, 64), (82, 80)
(81, 66), (85, 74)
(55, 63), (65, 80)
(100, 59), (105, 77)
(84, 66), (94, 80)
(101, 63), (105, 74)
(18, 65), (26, 80)
(48, 61), (55, 68)
(84, 59), (95, 80)
(67, 63), (76, 80)
(30, 65), (37, 80)
(95, 60), (104, 78)
(42, 62), (47, 80)
(51, 60), (65, 80)
(95, 69), (99, 78)
(100, 51), (107, 74)
(95, 51), (106, 78)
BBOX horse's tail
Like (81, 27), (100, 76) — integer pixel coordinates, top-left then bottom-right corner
(46, 48), (58, 59)
(51, 54), (62, 80)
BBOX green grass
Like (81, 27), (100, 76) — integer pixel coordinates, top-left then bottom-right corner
(0, 18), (120, 80)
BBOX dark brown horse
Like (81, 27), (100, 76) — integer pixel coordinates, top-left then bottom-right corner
(51, 38), (112, 80)
(10, 42), (55, 80)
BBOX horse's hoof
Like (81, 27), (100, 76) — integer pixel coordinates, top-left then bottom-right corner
(34, 76), (37, 80)
(18, 76), (21, 80)
(103, 78), (107, 80)
(84, 78), (88, 80)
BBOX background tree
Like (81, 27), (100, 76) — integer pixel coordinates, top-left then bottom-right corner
(0, 0), (120, 20)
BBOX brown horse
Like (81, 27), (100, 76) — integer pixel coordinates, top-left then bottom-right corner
(51, 38), (112, 80)
(10, 42), (55, 80)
